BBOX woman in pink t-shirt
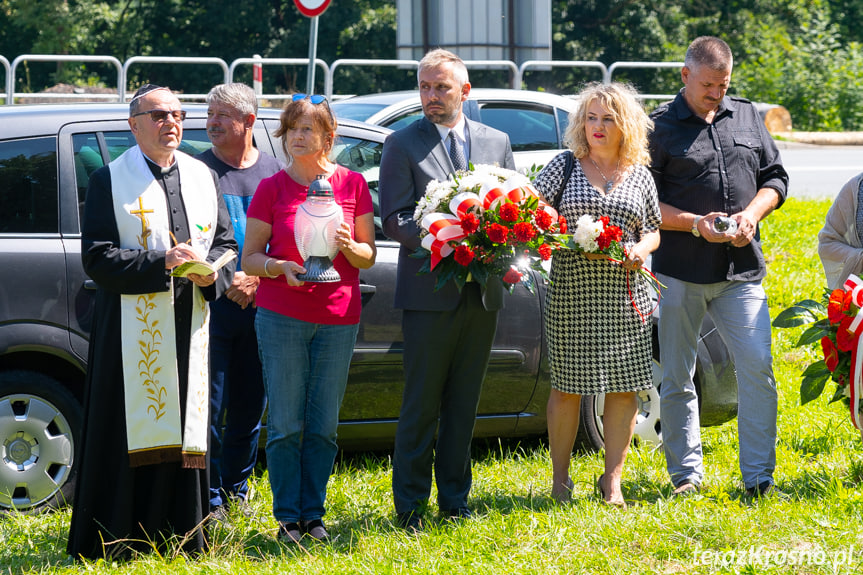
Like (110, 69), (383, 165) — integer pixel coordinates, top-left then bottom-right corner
(243, 95), (376, 544)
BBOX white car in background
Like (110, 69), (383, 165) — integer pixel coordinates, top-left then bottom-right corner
(331, 88), (580, 171)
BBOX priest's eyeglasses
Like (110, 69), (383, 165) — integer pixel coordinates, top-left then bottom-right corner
(132, 109), (187, 123)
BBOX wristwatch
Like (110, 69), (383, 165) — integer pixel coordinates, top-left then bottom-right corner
(691, 216), (702, 238)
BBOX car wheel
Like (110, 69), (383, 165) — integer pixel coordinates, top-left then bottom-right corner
(0, 371), (81, 512)
(578, 359), (663, 450)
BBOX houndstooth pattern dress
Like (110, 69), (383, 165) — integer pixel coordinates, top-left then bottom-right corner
(534, 151), (662, 395)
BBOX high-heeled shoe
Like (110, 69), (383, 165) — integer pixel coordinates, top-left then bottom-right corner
(596, 474), (627, 509)
(551, 476), (575, 503)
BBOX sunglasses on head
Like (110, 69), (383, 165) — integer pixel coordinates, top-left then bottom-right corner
(292, 93), (328, 105)
(132, 109), (187, 123)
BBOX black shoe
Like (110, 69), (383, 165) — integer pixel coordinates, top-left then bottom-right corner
(227, 494), (254, 517)
(301, 518), (330, 541)
(744, 481), (784, 499)
(278, 521), (302, 544)
(441, 507), (472, 521)
(209, 505), (231, 529)
(396, 511), (424, 533)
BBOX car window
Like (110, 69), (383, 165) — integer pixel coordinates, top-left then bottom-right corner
(73, 133), (105, 226)
(0, 137), (58, 233)
(180, 130), (212, 155)
(330, 101), (389, 122)
(556, 107), (571, 140)
(478, 104), (559, 152)
(332, 135), (384, 238)
(382, 110), (423, 132)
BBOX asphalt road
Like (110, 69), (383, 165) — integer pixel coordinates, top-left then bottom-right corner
(778, 142), (862, 199)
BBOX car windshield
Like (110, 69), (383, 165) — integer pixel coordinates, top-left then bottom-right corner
(330, 101), (388, 121)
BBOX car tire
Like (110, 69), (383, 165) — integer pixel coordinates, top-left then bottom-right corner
(578, 359), (664, 451)
(0, 371), (81, 512)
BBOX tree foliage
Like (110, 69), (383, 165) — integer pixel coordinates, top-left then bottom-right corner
(2, 0), (863, 130)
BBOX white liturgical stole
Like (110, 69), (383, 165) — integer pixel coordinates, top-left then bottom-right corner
(110, 146), (217, 468)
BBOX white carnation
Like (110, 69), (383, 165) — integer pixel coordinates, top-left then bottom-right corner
(573, 215), (601, 252)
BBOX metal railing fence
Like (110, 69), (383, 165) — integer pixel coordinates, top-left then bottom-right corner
(229, 57), (330, 103)
(8, 54), (123, 105)
(1, 54), (684, 105)
(0, 55), (8, 105)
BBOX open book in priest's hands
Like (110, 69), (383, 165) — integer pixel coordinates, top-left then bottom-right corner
(170, 249), (237, 278)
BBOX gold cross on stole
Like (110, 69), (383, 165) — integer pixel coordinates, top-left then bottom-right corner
(130, 197), (155, 249)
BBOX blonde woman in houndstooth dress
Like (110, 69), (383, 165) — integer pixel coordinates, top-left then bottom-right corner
(533, 83), (661, 507)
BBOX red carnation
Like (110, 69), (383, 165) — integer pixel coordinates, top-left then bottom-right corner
(453, 244), (475, 266)
(534, 209), (553, 230)
(513, 222), (537, 243)
(538, 243), (552, 261)
(837, 315), (857, 352)
(599, 215), (610, 227)
(596, 225), (622, 251)
(486, 222), (509, 244)
(828, 289), (846, 324)
(502, 267), (523, 284)
(821, 336), (839, 372)
(460, 212), (480, 234)
(499, 202), (520, 222)
(558, 215), (568, 233)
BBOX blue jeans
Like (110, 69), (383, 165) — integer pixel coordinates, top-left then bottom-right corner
(209, 297), (266, 509)
(255, 307), (358, 523)
(656, 275), (777, 489)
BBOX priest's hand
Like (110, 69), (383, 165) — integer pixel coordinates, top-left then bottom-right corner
(165, 243), (202, 269)
(187, 271), (217, 287)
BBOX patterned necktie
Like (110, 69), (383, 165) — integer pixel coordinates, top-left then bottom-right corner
(448, 131), (467, 172)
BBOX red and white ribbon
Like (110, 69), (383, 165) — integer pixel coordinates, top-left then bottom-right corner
(449, 191), (482, 218)
(421, 213), (465, 242)
(421, 233), (454, 270)
(843, 274), (863, 429)
(421, 213), (466, 270)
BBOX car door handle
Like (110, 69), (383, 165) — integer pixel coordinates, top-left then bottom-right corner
(83, 280), (98, 290)
(360, 283), (376, 294)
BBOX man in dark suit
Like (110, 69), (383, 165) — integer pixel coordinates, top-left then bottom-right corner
(379, 48), (515, 531)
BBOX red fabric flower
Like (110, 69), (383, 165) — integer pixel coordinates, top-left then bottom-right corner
(558, 216), (568, 234)
(453, 244), (475, 266)
(837, 315), (857, 352)
(822, 336), (839, 372)
(828, 289), (846, 324)
(533, 209), (553, 231)
(485, 223), (509, 244)
(499, 202), (520, 222)
(513, 222), (536, 243)
(460, 212), (480, 234)
(538, 243), (552, 261)
(502, 267), (523, 284)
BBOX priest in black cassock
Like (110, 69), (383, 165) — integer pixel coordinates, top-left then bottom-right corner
(67, 84), (237, 560)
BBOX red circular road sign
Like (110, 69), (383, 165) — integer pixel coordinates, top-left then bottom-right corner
(293, 0), (331, 17)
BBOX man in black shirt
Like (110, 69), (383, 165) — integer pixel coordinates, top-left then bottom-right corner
(648, 36), (789, 498)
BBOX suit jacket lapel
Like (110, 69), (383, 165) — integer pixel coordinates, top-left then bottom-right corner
(418, 117), (454, 176)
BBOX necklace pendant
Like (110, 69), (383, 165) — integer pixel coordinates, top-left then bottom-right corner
(604, 180), (614, 193)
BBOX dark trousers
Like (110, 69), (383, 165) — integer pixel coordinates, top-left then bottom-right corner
(208, 297), (266, 509)
(392, 283), (499, 513)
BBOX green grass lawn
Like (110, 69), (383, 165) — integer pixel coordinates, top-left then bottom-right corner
(4, 197), (863, 574)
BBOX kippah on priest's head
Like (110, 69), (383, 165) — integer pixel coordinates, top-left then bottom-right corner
(131, 84), (170, 103)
